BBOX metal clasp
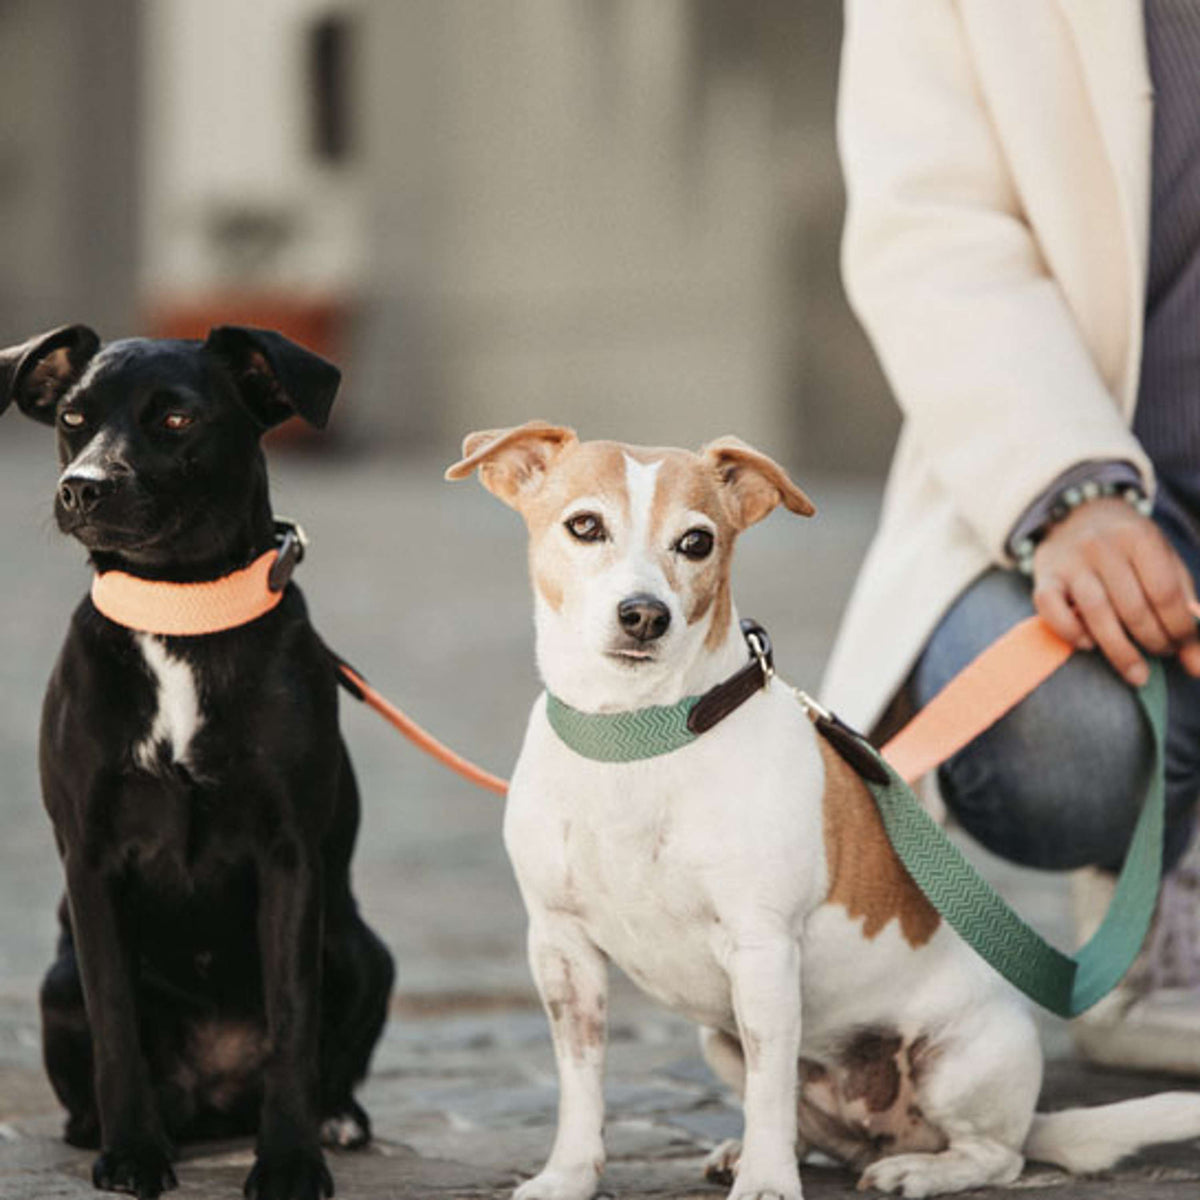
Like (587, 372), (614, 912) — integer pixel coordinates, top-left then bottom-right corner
(741, 621), (774, 685)
(792, 687), (832, 723)
(268, 517), (309, 592)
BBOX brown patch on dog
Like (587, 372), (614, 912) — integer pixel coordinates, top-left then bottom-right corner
(536, 949), (606, 1062)
(842, 1029), (903, 1111)
(818, 737), (940, 948)
(796, 1031), (948, 1170)
(700, 437), (815, 530)
(642, 448), (738, 648)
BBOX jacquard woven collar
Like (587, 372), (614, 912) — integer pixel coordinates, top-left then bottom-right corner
(544, 621), (773, 762)
(89, 521), (306, 637)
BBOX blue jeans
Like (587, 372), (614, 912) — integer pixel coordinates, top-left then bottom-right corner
(911, 506), (1200, 872)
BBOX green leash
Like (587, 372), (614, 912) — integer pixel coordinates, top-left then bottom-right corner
(545, 660), (1167, 1018)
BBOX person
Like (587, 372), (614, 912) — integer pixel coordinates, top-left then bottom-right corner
(822, 0), (1200, 1072)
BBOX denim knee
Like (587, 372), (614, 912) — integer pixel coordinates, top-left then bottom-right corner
(933, 650), (1152, 870)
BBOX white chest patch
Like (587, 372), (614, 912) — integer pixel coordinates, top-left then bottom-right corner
(134, 633), (203, 772)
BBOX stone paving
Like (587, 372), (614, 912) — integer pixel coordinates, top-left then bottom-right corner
(1, 425), (1198, 1198)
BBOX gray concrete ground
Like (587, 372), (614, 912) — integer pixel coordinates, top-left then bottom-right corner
(1, 423), (1197, 1198)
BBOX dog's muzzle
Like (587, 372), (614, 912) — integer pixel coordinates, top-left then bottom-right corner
(616, 593), (671, 643)
(58, 471), (125, 515)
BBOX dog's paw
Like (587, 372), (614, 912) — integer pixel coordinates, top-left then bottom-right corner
(726, 1162), (802, 1200)
(92, 1143), (177, 1198)
(859, 1155), (942, 1197)
(513, 1161), (602, 1200)
(704, 1138), (743, 1186)
(320, 1098), (372, 1150)
(857, 1148), (1021, 1198)
(243, 1147), (334, 1200)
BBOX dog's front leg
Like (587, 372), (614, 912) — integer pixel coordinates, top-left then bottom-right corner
(726, 934), (803, 1200)
(62, 853), (177, 1198)
(518, 915), (608, 1200)
(243, 841), (333, 1200)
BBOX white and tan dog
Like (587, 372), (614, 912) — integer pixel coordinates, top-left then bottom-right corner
(448, 422), (1200, 1200)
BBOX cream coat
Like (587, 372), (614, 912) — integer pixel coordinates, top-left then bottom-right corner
(822, 0), (1157, 733)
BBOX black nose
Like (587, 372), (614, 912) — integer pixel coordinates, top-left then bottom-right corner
(58, 475), (118, 514)
(617, 594), (671, 642)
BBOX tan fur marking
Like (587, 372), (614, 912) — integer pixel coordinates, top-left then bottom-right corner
(818, 738), (940, 948)
(796, 1031), (948, 1170)
(642, 450), (736, 648)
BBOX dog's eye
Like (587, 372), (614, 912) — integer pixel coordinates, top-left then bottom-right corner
(59, 410), (86, 430)
(162, 412), (194, 432)
(676, 528), (714, 560)
(564, 513), (607, 543)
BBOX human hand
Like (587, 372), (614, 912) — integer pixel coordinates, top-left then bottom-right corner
(1031, 497), (1200, 685)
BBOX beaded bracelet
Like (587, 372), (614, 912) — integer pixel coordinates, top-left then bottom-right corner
(1015, 480), (1152, 576)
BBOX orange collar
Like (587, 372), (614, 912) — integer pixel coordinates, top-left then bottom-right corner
(90, 524), (305, 637)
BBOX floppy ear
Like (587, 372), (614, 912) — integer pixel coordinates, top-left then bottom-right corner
(203, 326), (341, 430)
(701, 436), (815, 530)
(0, 325), (100, 425)
(444, 420), (578, 510)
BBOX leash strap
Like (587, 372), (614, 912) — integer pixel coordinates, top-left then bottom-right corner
(881, 616), (1076, 783)
(848, 660), (1166, 1016)
(334, 657), (509, 797)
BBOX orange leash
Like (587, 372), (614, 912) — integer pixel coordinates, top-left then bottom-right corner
(882, 602), (1200, 784)
(880, 616), (1074, 784)
(335, 661), (509, 797)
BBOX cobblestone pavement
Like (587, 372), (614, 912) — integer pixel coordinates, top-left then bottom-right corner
(2, 426), (1198, 1197)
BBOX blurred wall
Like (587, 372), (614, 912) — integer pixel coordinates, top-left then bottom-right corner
(356, 0), (896, 468)
(0, 0), (141, 339)
(1, 1), (896, 474)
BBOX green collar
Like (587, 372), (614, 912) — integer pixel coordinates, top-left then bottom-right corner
(545, 621), (773, 762)
(545, 691), (701, 762)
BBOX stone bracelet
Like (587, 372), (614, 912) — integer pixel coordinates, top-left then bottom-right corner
(1015, 480), (1153, 576)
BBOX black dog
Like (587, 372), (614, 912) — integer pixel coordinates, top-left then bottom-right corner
(0, 326), (394, 1200)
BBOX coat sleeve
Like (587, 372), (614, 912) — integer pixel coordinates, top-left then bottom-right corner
(838, 0), (1153, 562)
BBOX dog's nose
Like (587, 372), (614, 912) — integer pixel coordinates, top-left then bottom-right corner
(58, 474), (119, 514)
(617, 594), (671, 642)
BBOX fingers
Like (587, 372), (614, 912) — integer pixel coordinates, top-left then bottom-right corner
(1032, 576), (1092, 649)
(1130, 526), (1197, 646)
(1032, 497), (1200, 681)
(1067, 568), (1149, 686)
(1173, 559), (1200, 677)
(1098, 546), (1175, 656)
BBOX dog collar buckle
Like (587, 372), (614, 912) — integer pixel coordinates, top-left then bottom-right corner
(684, 619), (775, 736)
(743, 621), (774, 685)
(268, 518), (308, 592)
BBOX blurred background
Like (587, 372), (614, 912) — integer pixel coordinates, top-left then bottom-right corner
(0, 0), (895, 466)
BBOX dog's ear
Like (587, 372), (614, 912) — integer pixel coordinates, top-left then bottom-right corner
(204, 326), (341, 431)
(0, 325), (100, 425)
(445, 421), (578, 510)
(701, 436), (815, 530)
